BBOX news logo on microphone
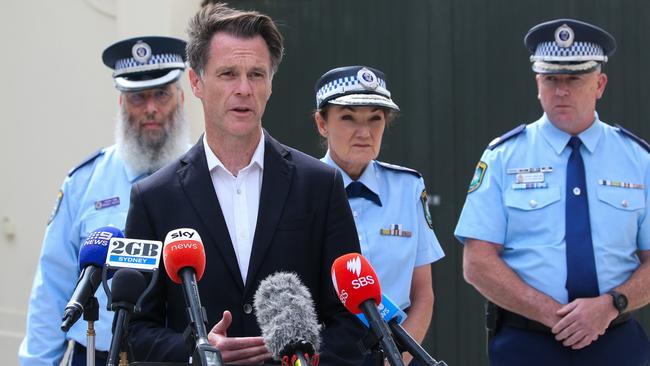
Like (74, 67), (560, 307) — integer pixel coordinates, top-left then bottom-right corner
(163, 228), (206, 284)
(105, 238), (162, 271)
(331, 253), (381, 314)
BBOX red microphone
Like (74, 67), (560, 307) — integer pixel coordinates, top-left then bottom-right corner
(331, 253), (381, 314)
(163, 228), (206, 283)
(163, 228), (224, 366)
(331, 253), (404, 366)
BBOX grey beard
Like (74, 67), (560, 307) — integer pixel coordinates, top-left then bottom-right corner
(115, 103), (190, 175)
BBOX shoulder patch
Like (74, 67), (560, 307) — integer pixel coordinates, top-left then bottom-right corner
(47, 189), (63, 225)
(420, 189), (434, 230)
(468, 161), (487, 193)
(487, 124), (526, 150)
(375, 161), (422, 178)
(67, 149), (105, 177)
(615, 124), (650, 154)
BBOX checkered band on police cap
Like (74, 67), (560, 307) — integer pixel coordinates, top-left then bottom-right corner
(114, 53), (185, 77)
(315, 66), (399, 111)
(532, 41), (606, 62)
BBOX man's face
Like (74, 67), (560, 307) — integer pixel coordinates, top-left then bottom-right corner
(536, 70), (607, 135)
(120, 83), (184, 149)
(189, 32), (273, 140)
(118, 83), (188, 173)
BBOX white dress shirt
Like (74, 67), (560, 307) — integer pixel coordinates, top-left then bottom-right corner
(203, 134), (265, 284)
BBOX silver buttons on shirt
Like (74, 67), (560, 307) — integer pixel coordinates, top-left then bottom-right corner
(621, 200), (629, 208)
(529, 200), (538, 208)
(573, 187), (581, 196)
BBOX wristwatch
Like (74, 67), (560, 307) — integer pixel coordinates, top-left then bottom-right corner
(607, 291), (628, 314)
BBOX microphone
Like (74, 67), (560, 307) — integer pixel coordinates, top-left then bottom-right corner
(163, 228), (224, 366)
(253, 272), (321, 366)
(331, 253), (404, 366)
(61, 226), (124, 332)
(355, 294), (407, 328)
(359, 295), (446, 366)
(107, 268), (146, 366)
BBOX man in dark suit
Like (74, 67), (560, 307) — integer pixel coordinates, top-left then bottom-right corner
(125, 3), (364, 365)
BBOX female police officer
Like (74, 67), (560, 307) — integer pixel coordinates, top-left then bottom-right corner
(313, 66), (445, 365)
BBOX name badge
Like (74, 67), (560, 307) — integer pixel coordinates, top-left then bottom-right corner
(507, 166), (553, 174)
(516, 172), (545, 184)
(95, 196), (120, 210)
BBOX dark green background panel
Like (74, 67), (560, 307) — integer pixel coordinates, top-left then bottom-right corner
(228, 1), (650, 365)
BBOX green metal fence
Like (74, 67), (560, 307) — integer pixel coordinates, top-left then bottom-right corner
(229, 1), (650, 364)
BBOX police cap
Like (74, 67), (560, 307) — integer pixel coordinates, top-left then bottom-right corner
(524, 19), (616, 74)
(102, 36), (187, 92)
(314, 66), (399, 111)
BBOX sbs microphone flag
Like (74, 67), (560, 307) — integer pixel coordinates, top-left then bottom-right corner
(330, 253), (381, 314)
(331, 253), (404, 366)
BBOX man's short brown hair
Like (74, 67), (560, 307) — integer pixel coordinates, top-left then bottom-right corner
(187, 3), (284, 76)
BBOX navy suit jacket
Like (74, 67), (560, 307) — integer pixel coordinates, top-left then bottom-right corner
(125, 131), (364, 365)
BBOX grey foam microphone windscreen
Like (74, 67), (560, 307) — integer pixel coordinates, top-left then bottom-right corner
(253, 272), (322, 359)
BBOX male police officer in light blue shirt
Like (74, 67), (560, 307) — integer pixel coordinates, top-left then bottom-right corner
(19, 36), (189, 366)
(455, 19), (650, 365)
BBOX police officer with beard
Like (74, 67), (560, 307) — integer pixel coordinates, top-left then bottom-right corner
(19, 36), (190, 366)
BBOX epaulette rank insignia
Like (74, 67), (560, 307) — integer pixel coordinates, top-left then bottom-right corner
(615, 124), (650, 154)
(375, 161), (422, 178)
(68, 149), (105, 177)
(488, 124), (526, 150)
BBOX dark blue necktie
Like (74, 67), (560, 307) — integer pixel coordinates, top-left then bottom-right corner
(346, 181), (382, 207)
(565, 136), (599, 301)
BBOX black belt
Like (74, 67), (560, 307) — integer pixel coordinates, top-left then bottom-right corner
(73, 342), (109, 359)
(499, 308), (631, 334)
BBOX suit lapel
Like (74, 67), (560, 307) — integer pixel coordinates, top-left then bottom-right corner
(244, 132), (293, 293)
(177, 138), (244, 290)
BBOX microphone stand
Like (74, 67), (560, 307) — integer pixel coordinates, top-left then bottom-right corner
(107, 301), (133, 366)
(179, 270), (224, 366)
(83, 296), (99, 366)
(360, 302), (404, 366)
(388, 319), (447, 366)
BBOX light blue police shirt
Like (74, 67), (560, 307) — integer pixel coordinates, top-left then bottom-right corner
(19, 145), (147, 366)
(322, 152), (445, 309)
(455, 113), (650, 304)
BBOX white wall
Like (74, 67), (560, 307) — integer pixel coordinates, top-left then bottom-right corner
(0, 0), (203, 364)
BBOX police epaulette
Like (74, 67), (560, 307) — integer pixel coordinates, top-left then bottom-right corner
(487, 124), (526, 150)
(376, 161), (422, 178)
(615, 124), (650, 154)
(67, 148), (105, 177)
